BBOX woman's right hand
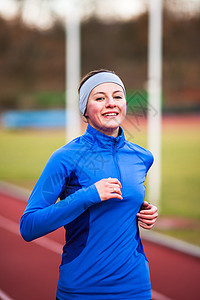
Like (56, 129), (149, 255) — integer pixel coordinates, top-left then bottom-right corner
(95, 177), (123, 201)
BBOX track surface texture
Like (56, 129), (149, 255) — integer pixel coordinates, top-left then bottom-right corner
(1, 188), (200, 300)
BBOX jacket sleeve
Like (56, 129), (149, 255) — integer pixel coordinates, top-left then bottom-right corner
(20, 149), (101, 242)
(145, 149), (154, 172)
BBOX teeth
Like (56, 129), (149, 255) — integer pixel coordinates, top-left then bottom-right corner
(104, 113), (117, 116)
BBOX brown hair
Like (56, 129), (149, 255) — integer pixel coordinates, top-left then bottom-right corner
(78, 69), (116, 93)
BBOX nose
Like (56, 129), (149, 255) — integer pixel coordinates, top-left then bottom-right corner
(105, 96), (116, 108)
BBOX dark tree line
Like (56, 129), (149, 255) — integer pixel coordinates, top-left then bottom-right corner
(0, 8), (199, 111)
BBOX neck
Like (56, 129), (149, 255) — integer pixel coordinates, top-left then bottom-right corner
(88, 123), (120, 138)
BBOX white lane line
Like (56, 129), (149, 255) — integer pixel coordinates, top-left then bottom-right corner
(0, 215), (62, 254)
(152, 289), (173, 300)
(141, 229), (200, 259)
(0, 180), (29, 202)
(0, 289), (15, 300)
(0, 215), (173, 300)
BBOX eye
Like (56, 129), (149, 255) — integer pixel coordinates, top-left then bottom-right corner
(114, 96), (122, 99)
(96, 97), (105, 101)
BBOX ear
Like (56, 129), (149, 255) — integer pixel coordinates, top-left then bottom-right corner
(81, 113), (88, 123)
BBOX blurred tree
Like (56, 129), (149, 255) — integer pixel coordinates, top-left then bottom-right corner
(0, 2), (199, 111)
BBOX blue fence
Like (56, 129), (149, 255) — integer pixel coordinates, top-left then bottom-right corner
(1, 110), (66, 128)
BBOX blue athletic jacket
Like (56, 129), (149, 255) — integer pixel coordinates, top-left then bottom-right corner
(20, 124), (154, 299)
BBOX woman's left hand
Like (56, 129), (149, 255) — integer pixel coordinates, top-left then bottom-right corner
(136, 201), (158, 230)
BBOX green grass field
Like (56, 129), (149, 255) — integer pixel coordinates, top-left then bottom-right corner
(0, 116), (200, 246)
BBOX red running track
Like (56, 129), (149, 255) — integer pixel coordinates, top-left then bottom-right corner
(0, 192), (200, 300)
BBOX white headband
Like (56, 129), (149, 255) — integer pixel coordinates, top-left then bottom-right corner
(79, 72), (126, 115)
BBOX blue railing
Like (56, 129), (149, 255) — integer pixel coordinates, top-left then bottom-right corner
(2, 110), (66, 128)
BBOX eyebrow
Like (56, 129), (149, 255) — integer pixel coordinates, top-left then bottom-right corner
(93, 90), (123, 96)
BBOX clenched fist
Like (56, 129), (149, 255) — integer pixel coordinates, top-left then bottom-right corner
(137, 201), (158, 230)
(95, 177), (122, 201)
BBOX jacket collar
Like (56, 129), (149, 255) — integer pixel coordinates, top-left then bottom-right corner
(82, 124), (125, 149)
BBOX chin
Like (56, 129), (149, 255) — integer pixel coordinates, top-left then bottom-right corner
(104, 117), (121, 125)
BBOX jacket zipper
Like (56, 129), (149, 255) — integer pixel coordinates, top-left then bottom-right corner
(113, 139), (122, 184)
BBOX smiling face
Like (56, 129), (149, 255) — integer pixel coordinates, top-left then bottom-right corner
(85, 82), (127, 137)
